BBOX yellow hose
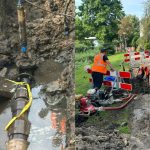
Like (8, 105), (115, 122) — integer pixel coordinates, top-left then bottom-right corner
(5, 79), (32, 131)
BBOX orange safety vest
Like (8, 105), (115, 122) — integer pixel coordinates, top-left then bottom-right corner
(92, 53), (107, 74)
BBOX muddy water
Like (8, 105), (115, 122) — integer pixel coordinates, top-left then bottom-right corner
(28, 85), (66, 150)
(0, 99), (11, 150)
(0, 86), (66, 150)
(0, 59), (67, 150)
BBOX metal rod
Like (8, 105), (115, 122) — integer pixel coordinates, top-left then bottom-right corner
(17, 0), (27, 53)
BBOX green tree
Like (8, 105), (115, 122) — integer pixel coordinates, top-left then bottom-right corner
(75, 16), (95, 52)
(118, 15), (140, 49)
(76, 0), (124, 44)
(139, 0), (150, 49)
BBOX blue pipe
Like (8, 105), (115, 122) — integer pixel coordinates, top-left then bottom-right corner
(21, 46), (27, 53)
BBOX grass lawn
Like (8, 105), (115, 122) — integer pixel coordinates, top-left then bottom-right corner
(75, 51), (127, 95)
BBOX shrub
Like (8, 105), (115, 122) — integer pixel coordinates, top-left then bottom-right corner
(144, 42), (150, 50)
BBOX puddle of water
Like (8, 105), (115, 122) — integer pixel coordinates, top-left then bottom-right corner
(0, 100), (11, 150)
(0, 85), (66, 150)
(0, 60), (67, 150)
(28, 85), (66, 150)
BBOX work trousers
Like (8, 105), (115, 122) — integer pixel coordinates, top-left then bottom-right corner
(92, 72), (104, 89)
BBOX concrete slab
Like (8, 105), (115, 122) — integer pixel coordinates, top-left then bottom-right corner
(0, 77), (16, 98)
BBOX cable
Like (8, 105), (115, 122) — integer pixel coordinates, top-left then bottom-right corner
(24, 0), (74, 18)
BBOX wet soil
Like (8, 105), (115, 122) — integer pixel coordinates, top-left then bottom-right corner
(76, 126), (126, 150)
(75, 110), (129, 150)
(34, 59), (65, 84)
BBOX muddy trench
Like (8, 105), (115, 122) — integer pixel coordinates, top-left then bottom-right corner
(0, 60), (67, 150)
(0, 59), (74, 150)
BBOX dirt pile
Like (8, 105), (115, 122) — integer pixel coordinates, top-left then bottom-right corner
(76, 126), (127, 150)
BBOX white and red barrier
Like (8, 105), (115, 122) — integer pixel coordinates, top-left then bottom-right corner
(124, 51), (150, 64)
(124, 50), (150, 78)
(103, 81), (132, 91)
(105, 70), (131, 78)
(104, 71), (132, 91)
(86, 69), (133, 91)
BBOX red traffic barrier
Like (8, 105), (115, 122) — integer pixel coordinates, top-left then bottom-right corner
(120, 83), (132, 91)
(119, 71), (131, 78)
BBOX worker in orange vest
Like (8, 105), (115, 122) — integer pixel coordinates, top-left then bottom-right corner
(92, 48), (115, 89)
